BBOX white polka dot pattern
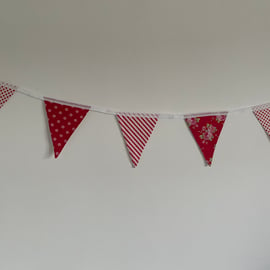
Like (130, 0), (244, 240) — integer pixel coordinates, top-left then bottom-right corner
(0, 82), (17, 109)
(253, 103), (270, 136)
(44, 98), (90, 158)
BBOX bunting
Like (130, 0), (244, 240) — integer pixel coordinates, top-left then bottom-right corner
(44, 97), (90, 158)
(253, 103), (270, 136)
(0, 82), (17, 109)
(1, 81), (270, 167)
(116, 113), (159, 167)
(185, 113), (227, 166)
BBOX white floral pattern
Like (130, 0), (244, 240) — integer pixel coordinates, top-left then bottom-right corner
(199, 124), (217, 144)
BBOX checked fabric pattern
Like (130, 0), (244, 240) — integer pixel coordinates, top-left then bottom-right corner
(253, 103), (270, 136)
(0, 82), (17, 109)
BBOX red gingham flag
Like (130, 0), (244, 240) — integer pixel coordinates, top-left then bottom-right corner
(0, 82), (17, 109)
(185, 113), (227, 166)
(44, 97), (90, 158)
(116, 113), (159, 167)
(253, 103), (270, 136)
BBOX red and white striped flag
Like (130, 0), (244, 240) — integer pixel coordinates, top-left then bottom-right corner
(116, 113), (159, 167)
(0, 82), (17, 109)
(253, 103), (270, 136)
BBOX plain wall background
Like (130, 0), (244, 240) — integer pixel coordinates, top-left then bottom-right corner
(1, 0), (270, 269)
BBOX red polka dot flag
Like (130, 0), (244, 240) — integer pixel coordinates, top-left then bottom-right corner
(116, 113), (159, 167)
(44, 97), (90, 158)
(185, 113), (227, 166)
(0, 82), (17, 109)
(253, 103), (270, 136)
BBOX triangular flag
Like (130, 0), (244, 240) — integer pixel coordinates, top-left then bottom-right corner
(185, 113), (227, 166)
(253, 103), (270, 136)
(116, 113), (159, 167)
(44, 97), (90, 158)
(0, 82), (17, 109)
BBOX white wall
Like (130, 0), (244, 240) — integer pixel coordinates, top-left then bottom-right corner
(1, 1), (270, 269)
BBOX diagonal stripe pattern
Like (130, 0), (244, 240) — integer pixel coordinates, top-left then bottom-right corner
(253, 103), (270, 136)
(116, 113), (159, 167)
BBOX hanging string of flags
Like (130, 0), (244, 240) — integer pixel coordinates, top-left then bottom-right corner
(1, 81), (270, 167)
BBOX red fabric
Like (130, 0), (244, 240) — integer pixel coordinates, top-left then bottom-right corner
(116, 113), (159, 167)
(0, 82), (17, 109)
(44, 98), (90, 158)
(185, 113), (227, 166)
(253, 103), (270, 136)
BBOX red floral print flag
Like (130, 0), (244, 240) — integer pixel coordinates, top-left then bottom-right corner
(185, 113), (227, 166)
(44, 97), (90, 158)
(116, 113), (159, 167)
(0, 82), (17, 109)
(253, 103), (270, 136)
